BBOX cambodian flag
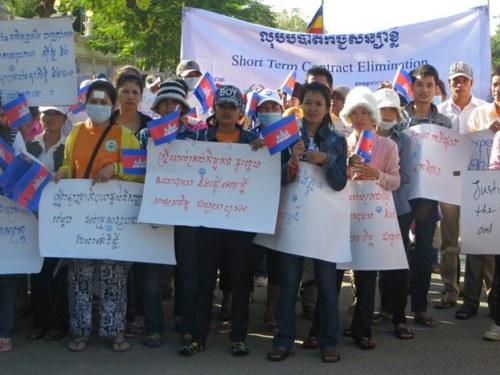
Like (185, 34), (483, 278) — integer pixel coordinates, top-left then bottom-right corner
(0, 137), (15, 170)
(0, 154), (32, 194)
(393, 66), (413, 103)
(261, 114), (299, 155)
(245, 91), (260, 122)
(193, 72), (217, 114)
(280, 70), (297, 97)
(147, 107), (180, 146)
(9, 159), (52, 212)
(70, 84), (89, 115)
(186, 107), (197, 118)
(122, 149), (147, 175)
(2, 94), (32, 129)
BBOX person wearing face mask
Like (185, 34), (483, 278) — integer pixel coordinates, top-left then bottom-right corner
(54, 79), (142, 353)
(253, 88), (283, 131)
(370, 89), (414, 339)
(176, 59), (208, 122)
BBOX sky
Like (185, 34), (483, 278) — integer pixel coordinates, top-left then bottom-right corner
(262, 0), (500, 35)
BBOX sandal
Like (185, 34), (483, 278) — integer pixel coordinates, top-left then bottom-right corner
(231, 341), (249, 356)
(68, 337), (89, 352)
(434, 299), (456, 310)
(112, 338), (131, 352)
(414, 314), (437, 328)
(44, 329), (65, 341)
(27, 329), (45, 341)
(394, 326), (414, 340)
(179, 342), (205, 357)
(455, 306), (477, 320)
(372, 311), (393, 326)
(302, 336), (319, 350)
(354, 336), (376, 350)
(343, 328), (352, 337)
(143, 333), (162, 348)
(267, 347), (295, 362)
(322, 348), (341, 363)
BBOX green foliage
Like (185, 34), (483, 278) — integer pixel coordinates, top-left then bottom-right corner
(6, 0), (39, 18)
(274, 8), (308, 32)
(492, 23), (500, 69)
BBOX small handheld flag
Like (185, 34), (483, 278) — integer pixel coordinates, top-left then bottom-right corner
(122, 149), (147, 175)
(147, 107), (180, 146)
(245, 91), (260, 121)
(280, 71), (297, 97)
(69, 84), (90, 115)
(306, 2), (324, 34)
(393, 66), (413, 103)
(9, 160), (52, 212)
(261, 114), (300, 155)
(193, 72), (217, 114)
(2, 94), (32, 129)
(355, 130), (373, 163)
(0, 137), (15, 170)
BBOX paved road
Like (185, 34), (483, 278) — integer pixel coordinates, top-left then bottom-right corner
(3, 272), (500, 375)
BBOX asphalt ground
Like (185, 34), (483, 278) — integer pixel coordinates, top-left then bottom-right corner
(2, 269), (500, 375)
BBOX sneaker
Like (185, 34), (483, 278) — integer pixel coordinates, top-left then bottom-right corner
(0, 337), (12, 352)
(483, 324), (500, 341)
(231, 341), (249, 356)
(216, 321), (232, 334)
(254, 276), (268, 287)
(179, 342), (205, 357)
(143, 333), (162, 348)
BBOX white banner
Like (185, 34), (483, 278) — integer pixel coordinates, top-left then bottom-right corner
(338, 181), (408, 271)
(139, 139), (281, 233)
(460, 171), (500, 255)
(254, 162), (351, 263)
(465, 129), (495, 171)
(39, 180), (175, 265)
(404, 124), (472, 205)
(0, 17), (78, 106)
(181, 7), (490, 100)
(0, 196), (43, 274)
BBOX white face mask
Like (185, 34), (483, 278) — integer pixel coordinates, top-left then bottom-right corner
(258, 112), (282, 127)
(184, 77), (200, 92)
(378, 119), (398, 130)
(432, 95), (442, 106)
(86, 104), (112, 123)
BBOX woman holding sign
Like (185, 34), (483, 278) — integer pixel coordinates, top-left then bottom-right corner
(54, 79), (142, 353)
(268, 82), (348, 363)
(339, 86), (400, 350)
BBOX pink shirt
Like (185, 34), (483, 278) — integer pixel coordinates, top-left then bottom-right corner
(347, 131), (400, 191)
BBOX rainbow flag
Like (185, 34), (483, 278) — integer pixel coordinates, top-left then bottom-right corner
(306, 3), (324, 34)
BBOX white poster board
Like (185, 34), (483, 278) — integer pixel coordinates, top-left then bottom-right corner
(181, 6), (490, 100)
(39, 180), (175, 265)
(0, 17), (77, 105)
(338, 181), (408, 271)
(404, 124), (472, 205)
(465, 129), (495, 171)
(0, 195), (43, 274)
(460, 170), (500, 255)
(254, 162), (351, 263)
(139, 139), (281, 234)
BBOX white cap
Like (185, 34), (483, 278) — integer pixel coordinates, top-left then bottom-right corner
(39, 106), (69, 116)
(374, 89), (403, 121)
(257, 89), (282, 108)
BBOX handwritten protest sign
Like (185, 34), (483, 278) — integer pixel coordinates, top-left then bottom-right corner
(0, 17), (77, 105)
(404, 124), (472, 205)
(338, 181), (408, 270)
(254, 162), (351, 263)
(465, 129), (495, 171)
(0, 195), (43, 274)
(139, 139), (281, 233)
(39, 180), (175, 264)
(460, 170), (500, 255)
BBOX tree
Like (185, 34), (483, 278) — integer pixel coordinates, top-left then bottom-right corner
(274, 8), (307, 33)
(6, 0), (39, 18)
(55, 0), (277, 72)
(492, 23), (500, 69)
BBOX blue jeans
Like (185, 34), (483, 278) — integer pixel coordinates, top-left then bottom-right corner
(273, 253), (339, 351)
(142, 263), (166, 336)
(0, 276), (17, 337)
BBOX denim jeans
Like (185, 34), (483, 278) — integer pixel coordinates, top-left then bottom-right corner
(273, 253), (339, 351)
(142, 263), (166, 336)
(0, 276), (17, 337)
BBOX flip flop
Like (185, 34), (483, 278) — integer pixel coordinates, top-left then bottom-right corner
(68, 337), (89, 352)
(267, 347), (295, 362)
(112, 338), (131, 352)
(394, 327), (414, 340)
(322, 348), (341, 363)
